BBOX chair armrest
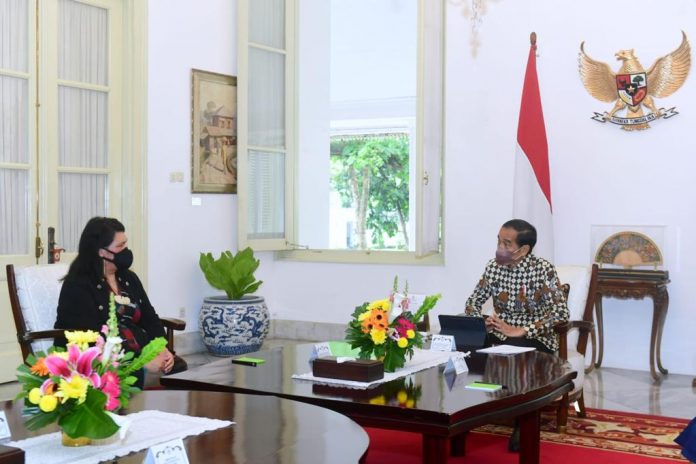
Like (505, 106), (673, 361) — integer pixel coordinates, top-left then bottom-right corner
(553, 320), (594, 335)
(567, 320), (594, 333)
(160, 317), (186, 331)
(159, 317), (186, 357)
(20, 329), (65, 343)
(552, 321), (570, 335)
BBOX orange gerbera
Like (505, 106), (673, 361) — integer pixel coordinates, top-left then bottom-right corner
(30, 357), (49, 376)
(369, 308), (388, 325)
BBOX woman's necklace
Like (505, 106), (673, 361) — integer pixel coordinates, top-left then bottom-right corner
(105, 276), (120, 295)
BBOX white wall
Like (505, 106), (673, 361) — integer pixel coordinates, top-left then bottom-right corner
(147, 0), (696, 375)
(147, 0), (238, 328)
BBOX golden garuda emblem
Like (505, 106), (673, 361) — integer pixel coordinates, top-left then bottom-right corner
(579, 31), (691, 130)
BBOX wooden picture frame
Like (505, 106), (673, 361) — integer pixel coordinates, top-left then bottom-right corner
(191, 69), (237, 193)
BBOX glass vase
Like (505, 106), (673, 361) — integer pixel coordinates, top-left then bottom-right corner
(61, 430), (91, 447)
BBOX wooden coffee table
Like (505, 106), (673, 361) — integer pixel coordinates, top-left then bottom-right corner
(0, 390), (368, 463)
(161, 345), (576, 464)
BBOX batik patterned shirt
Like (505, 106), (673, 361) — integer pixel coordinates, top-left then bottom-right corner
(465, 254), (568, 352)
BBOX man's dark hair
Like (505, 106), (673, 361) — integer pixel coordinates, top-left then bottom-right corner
(65, 217), (126, 283)
(502, 219), (537, 252)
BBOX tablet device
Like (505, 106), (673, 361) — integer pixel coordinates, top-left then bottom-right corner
(438, 315), (487, 351)
(438, 315), (488, 373)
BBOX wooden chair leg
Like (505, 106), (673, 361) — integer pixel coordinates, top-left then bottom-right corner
(556, 392), (569, 433)
(585, 329), (598, 374)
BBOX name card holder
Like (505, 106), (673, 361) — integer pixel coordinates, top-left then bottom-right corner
(144, 438), (189, 464)
(0, 412), (10, 440)
(430, 334), (456, 352)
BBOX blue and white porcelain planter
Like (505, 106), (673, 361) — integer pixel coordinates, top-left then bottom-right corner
(199, 295), (270, 356)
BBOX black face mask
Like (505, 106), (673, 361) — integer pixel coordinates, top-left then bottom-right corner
(103, 248), (133, 272)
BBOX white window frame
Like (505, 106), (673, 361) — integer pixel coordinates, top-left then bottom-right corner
(237, 0), (445, 265)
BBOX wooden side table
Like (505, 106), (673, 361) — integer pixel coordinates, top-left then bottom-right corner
(594, 269), (670, 382)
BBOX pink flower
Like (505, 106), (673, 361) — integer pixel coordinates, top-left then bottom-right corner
(40, 378), (56, 395)
(395, 317), (415, 338)
(44, 344), (101, 387)
(100, 371), (121, 411)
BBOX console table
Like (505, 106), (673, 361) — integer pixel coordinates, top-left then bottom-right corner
(594, 269), (670, 382)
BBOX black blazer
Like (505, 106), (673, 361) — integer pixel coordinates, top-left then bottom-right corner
(55, 270), (166, 349)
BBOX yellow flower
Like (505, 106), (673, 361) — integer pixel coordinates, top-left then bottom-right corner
(368, 299), (391, 312)
(405, 399), (415, 408)
(358, 310), (372, 322)
(406, 329), (415, 339)
(39, 394), (58, 412)
(370, 328), (387, 345)
(397, 390), (408, 403)
(58, 375), (90, 403)
(369, 395), (386, 405)
(28, 388), (42, 405)
(65, 330), (100, 350)
(397, 337), (408, 348)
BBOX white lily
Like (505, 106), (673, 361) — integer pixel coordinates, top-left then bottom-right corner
(387, 294), (406, 323)
(101, 336), (123, 366)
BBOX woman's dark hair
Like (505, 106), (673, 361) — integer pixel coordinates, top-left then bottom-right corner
(65, 217), (125, 282)
(502, 219), (537, 252)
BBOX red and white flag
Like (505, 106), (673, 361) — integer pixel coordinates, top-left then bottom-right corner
(513, 35), (554, 261)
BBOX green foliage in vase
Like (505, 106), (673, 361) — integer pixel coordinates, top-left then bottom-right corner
(199, 247), (263, 300)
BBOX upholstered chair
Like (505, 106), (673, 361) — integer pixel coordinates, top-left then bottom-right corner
(6, 264), (187, 373)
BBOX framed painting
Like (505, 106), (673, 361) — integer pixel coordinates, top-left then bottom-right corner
(191, 69), (237, 193)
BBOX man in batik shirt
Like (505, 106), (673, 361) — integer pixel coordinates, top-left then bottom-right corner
(465, 219), (568, 354)
(465, 219), (568, 452)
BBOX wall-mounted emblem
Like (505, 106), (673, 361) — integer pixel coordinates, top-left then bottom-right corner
(579, 32), (691, 131)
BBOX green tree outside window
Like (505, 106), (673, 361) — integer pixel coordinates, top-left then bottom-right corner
(330, 134), (410, 250)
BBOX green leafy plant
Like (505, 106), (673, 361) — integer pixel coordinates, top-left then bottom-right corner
(199, 247), (263, 300)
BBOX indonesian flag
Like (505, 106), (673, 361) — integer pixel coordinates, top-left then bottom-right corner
(512, 35), (554, 261)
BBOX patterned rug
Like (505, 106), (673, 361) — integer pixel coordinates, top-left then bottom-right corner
(474, 408), (690, 461)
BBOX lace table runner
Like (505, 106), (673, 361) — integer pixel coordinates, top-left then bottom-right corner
(6, 410), (233, 464)
(292, 349), (465, 388)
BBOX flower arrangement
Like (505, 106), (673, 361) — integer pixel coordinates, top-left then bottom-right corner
(15, 294), (167, 440)
(345, 277), (441, 372)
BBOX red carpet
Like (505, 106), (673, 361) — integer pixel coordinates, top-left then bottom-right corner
(365, 408), (690, 463)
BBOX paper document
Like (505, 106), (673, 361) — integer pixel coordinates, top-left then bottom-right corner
(476, 345), (536, 355)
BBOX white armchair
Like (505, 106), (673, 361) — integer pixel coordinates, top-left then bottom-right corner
(552, 264), (599, 431)
(6, 264), (187, 372)
(7, 263), (69, 358)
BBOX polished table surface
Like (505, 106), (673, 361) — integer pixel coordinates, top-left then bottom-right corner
(161, 344), (576, 464)
(0, 390), (369, 464)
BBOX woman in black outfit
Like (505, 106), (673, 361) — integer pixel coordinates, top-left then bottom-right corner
(55, 217), (174, 386)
